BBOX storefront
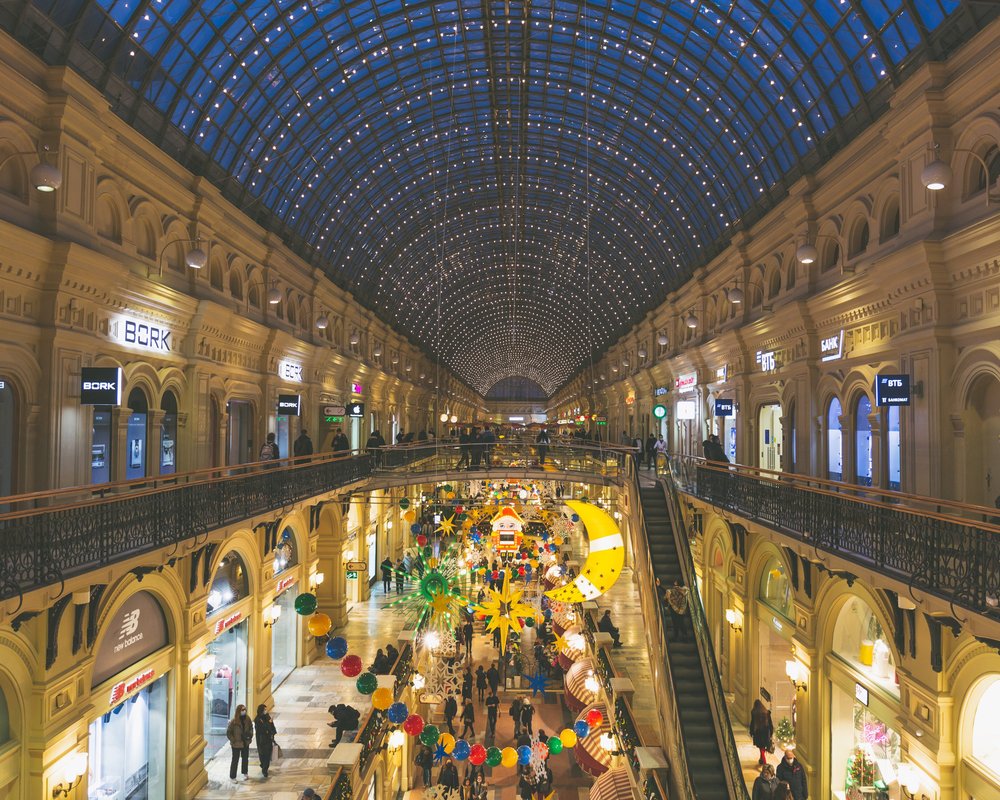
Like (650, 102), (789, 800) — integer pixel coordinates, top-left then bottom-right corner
(88, 590), (171, 800)
(159, 391), (178, 475)
(674, 372), (700, 457)
(758, 404), (783, 472)
(203, 552), (251, 760)
(271, 528), (300, 690)
(0, 378), (17, 496)
(125, 388), (148, 481)
(82, 367), (123, 485)
(828, 596), (901, 800)
(275, 393), (302, 460)
(854, 394), (873, 486)
(827, 397), (844, 481)
(755, 558), (796, 724)
(226, 399), (255, 465)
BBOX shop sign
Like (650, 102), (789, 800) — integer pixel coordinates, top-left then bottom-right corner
(277, 394), (301, 415)
(80, 367), (123, 406)
(594, 415), (608, 424)
(278, 360), (303, 382)
(756, 350), (777, 372)
(855, 683), (870, 706)
(351, 382), (363, 394)
(213, 611), (243, 636)
(556, 418), (573, 425)
(714, 365), (728, 383)
(874, 374), (911, 406)
(654, 386), (669, 396)
(821, 330), (844, 362)
(92, 591), (169, 686)
(652, 404), (667, 419)
(346, 560), (367, 571)
(111, 315), (173, 353)
(109, 667), (156, 705)
(509, 416), (525, 422)
(676, 400), (697, 420)
(714, 399), (734, 416)
(275, 575), (297, 595)
(0, 380), (5, 389)
(324, 405), (347, 416)
(348, 401), (365, 418)
(675, 372), (697, 393)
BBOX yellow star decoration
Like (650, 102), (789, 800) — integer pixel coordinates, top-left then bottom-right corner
(436, 514), (457, 536)
(553, 633), (568, 652)
(473, 570), (536, 654)
(428, 587), (465, 627)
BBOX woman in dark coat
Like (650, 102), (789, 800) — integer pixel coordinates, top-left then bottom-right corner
(749, 699), (774, 765)
(253, 703), (277, 778)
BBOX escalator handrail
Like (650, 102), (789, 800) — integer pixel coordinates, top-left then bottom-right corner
(658, 476), (751, 800)
(627, 473), (696, 800)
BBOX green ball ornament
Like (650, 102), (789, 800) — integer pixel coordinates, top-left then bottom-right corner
(400, 498), (410, 510)
(423, 545), (434, 558)
(442, 484), (453, 493)
(294, 593), (318, 616)
(523, 616), (535, 628)
(420, 725), (440, 747)
(547, 736), (563, 755)
(356, 672), (378, 695)
(485, 746), (502, 767)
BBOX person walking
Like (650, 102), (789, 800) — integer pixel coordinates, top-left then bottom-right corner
(443, 693), (459, 736)
(395, 558), (406, 593)
(645, 433), (657, 469)
(753, 763), (780, 800)
(459, 698), (476, 739)
(332, 428), (349, 452)
(750, 699), (774, 766)
(535, 428), (550, 465)
(519, 699), (534, 736)
(475, 665), (487, 702)
(380, 557), (394, 594)
(226, 703), (253, 781)
(510, 697), (523, 737)
(259, 433), (279, 465)
(667, 580), (691, 641)
(293, 429), (313, 459)
(415, 745), (434, 787)
(463, 617), (474, 659)
(773, 782), (794, 800)
(457, 428), (472, 469)
(439, 758), (460, 795)
(253, 703), (277, 778)
(485, 691), (500, 737)
(462, 666), (473, 702)
(775, 749), (808, 800)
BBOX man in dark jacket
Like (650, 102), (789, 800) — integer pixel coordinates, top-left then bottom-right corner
(332, 429), (349, 452)
(486, 663), (500, 695)
(443, 693), (458, 735)
(775, 749), (808, 800)
(438, 759), (460, 792)
(380, 557), (394, 593)
(293, 430), (313, 458)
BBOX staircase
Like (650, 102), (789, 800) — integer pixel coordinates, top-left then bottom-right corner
(639, 484), (738, 799)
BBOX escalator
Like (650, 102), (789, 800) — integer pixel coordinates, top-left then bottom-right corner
(639, 482), (748, 800)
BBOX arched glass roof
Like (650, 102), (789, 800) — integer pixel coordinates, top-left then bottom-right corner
(9, 0), (991, 395)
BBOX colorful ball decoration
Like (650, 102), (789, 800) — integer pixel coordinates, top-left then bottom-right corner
(388, 702), (408, 724)
(452, 740), (470, 761)
(573, 720), (591, 739)
(419, 724), (440, 747)
(411, 523), (422, 535)
(307, 613), (332, 637)
(485, 746), (502, 767)
(439, 733), (456, 754)
(326, 638), (347, 659)
(341, 654), (363, 677)
(547, 736), (564, 755)
(400, 498), (411, 510)
(403, 714), (424, 736)
(586, 708), (604, 728)
(294, 593), (318, 615)
(560, 728), (578, 748)
(468, 743), (487, 766)
(372, 687), (393, 710)
(417, 534), (428, 547)
(571, 513), (580, 522)
(356, 672), (378, 695)
(532, 741), (550, 760)
(501, 747), (518, 768)
(523, 616), (535, 628)
(517, 745), (532, 765)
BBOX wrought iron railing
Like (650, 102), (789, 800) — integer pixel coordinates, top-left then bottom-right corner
(672, 457), (1000, 619)
(323, 767), (352, 800)
(658, 477), (750, 800)
(614, 694), (642, 774)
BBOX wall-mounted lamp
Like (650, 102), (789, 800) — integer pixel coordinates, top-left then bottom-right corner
(373, 345), (382, 358)
(267, 281), (282, 305)
(657, 332), (669, 347)
(439, 412), (449, 423)
(921, 141), (999, 205)
(349, 331), (360, 346)
(0, 147), (63, 193)
(315, 312), (329, 330)
(263, 603), (282, 628)
(684, 310), (699, 329)
(154, 238), (209, 277)
(637, 348), (647, 359)
(795, 232), (843, 266)
(51, 752), (88, 798)
(599, 730), (624, 756)
(191, 653), (216, 685)
(725, 608), (744, 633)
(785, 659), (807, 692)
(387, 728), (406, 751)
(310, 571), (325, 591)
(898, 764), (930, 800)
(724, 279), (772, 313)
(450, 415), (458, 424)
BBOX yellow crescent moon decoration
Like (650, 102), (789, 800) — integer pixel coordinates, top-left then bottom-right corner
(545, 500), (625, 603)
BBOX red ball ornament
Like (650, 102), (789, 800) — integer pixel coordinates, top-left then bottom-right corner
(403, 714), (425, 736)
(518, 566), (526, 577)
(417, 534), (428, 547)
(586, 708), (604, 728)
(340, 654), (363, 678)
(492, 571), (499, 580)
(469, 743), (488, 766)
(456, 506), (464, 514)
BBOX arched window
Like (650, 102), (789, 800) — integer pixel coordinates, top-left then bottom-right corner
(287, 300), (297, 327)
(827, 398), (843, 480)
(821, 241), (840, 273)
(972, 678), (1000, 777)
(160, 390), (178, 475)
(887, 405), (901, 491)
(273, 527), (298, 576)
(136, 219), (156, 259)
(848, 219), (870, 259)
(832, 595), (897, 695)
(247, 281), (262, 309)
(229, 270), (243, 301)
(0, 144), (27, 200)
(126, 387), (149, 480)
(758, 557), (793, 620)
(971, 144), (1000, 195)
(767, 269), (781, 299)
(0, 683), (10, 745)
(96, 195), (122, 243)
(879, 196), (900, 242)
(209, 260), (224, 291)
(0, 379), (18, 496)
(855, 394), (873, 486)
(207, 551), (249, 614)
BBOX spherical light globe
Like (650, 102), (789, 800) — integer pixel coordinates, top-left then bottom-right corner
(657, 333), (669, 346)
(920, 158), (951, 191)
(685, 313), (698, 329)
(316, 314), (329, 330)
(796, 243), (818, 265)
(185, 247), (208, 269)
(267, 285), (282, 304)
(30, 162), (62, 192)
(727, 286), (745, 304)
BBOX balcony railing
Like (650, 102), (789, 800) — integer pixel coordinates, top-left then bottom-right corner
(669, 455), (1000, 619)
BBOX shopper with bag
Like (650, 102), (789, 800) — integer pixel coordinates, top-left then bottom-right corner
(253, 703), (278, 778)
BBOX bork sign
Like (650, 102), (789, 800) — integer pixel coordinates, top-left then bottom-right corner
(81, 367), (123, 405)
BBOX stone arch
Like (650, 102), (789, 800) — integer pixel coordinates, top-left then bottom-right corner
(159, 219), (191, 273)
(871, 177), (901, 243)
(95, 178), (127, 244)
(0, 626), (39, 790)
(210, 529), (263, 598)
(208, 252), (225, 291)
(814, 579), (900, 682)
(816, 218), (843, 273)
(843, 198), (873, 260)
(0, 124), (34, 202)
(122, 362), (161, 410)
(229, 261), (245, 301)
(245, 265), (265, 309)
(954, 113), (1000, 200)
(156, 366), (188, 410)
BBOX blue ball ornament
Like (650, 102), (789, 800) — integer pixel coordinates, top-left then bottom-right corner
(411, 523), (422, 535)
(573, 720), (591, 739)
(453, 739), (471, 761)
(327, 635), (348, 659)
(571, 513), (580, 523)
(517, 745), (532, 765)
(388, 702), (408, 724)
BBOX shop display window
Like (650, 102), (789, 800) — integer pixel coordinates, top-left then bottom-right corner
(204, 619), (248, 760)
(271, 587), (298, 690)
(89, 678), (167, 800)
(827, 397), (843, 481)
(972, 679), (1000, 778)
(159, 391), (177, 475)
(832, 597), (898, 697)
(207, 552), (249, 615)
(887, 406), (901, 491)
(758, 558), (793, 620)
(855, 395), (873, 486)
(125, 388), (149, 481)
(843, 703), (900, 800)
(273, 528), (297, 576)
(91, 407), (113, 485)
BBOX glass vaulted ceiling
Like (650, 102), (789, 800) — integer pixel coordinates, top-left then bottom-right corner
(8, 0), (990, 395)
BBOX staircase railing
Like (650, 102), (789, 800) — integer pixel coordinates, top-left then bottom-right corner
(659, 475), (750, 800)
